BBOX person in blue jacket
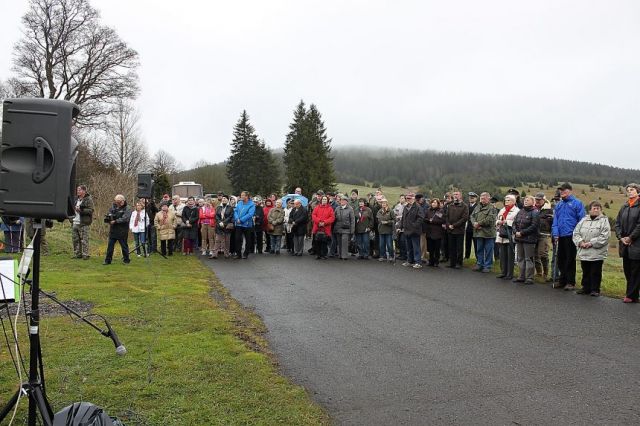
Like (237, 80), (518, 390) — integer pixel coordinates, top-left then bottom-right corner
(233, 191), (256, 259)
(551, 182), (585, 290)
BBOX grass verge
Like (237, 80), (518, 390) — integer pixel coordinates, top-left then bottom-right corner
(0, 228), (328, 425)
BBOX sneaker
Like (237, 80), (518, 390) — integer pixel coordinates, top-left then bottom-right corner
(378, 258), (386, 262)
(481, 268), (492, 273)
(590, 292), (600, 297)
(402, 262), (412, 267)
(623, 297), (635, 303)
(413, 263), (423, 269)
(564, 284), (576, 291)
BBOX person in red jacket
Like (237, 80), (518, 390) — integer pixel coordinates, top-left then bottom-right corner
(262, 199), (274, 253)
(312, 195), (335, 260)
(199, 199), (216, 256)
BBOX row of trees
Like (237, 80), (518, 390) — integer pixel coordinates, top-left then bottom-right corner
(226, 101), (336, 197)
(334, 148), (640, 193)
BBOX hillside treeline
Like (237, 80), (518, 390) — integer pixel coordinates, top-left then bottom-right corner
(334, 148), (640, 192)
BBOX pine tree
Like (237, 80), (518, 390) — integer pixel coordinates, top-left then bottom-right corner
(283, 101), (336, 196)
(283, 101), (308, 193)
(227, 111), (281, 195)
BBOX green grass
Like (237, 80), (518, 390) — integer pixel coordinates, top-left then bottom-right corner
(0, 225), (328, 425)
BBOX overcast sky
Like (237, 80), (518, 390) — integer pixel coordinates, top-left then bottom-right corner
(1, 0), (639, 170)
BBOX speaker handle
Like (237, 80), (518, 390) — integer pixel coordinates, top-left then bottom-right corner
(33, 137), (55, 183)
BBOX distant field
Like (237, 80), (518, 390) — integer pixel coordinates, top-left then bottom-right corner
(335, 183), (414, 204)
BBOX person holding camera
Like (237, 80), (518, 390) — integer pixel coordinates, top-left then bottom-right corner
(103, 194), (132, 265)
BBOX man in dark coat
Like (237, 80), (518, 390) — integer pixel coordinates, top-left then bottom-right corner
(445, 191), (469, 268)
(103, 194), (132, 265)
(400, 193), (425, 269)
(288, 199), (308, 256)
(615, 183), (640, 302)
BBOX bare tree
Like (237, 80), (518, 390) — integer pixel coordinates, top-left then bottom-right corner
(151, 149), (181, 176)
(12, 0), (139, 125)
(105, 99), (148, 176)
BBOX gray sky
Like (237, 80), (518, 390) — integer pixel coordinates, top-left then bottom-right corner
(2, 0), (639, 170)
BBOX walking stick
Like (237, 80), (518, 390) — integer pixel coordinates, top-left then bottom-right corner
(551, 238), (559, 285)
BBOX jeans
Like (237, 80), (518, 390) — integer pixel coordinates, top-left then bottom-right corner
(133, 232), (147, 256)
(270, 234), (282, 253)
(406, 233), (421, 264)
(105, 237), (130, 263)
(379, 233), (393, 259)
(475, 238), (495, 270)
(355, 232), (370, 258)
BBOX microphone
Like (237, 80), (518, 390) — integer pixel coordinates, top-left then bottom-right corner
(106, 324), (127, 356)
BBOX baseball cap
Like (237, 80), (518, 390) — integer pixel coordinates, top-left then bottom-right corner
(557, 182), (573, 191)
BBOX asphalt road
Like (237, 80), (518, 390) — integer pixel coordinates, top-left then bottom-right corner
(205, 251), (640, 425)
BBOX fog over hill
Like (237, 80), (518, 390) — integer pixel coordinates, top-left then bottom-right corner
(178, 146), (640, 195)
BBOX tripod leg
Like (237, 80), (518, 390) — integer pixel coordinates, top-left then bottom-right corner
(0, 388), (22, 422)
(31, 385), (54, 425)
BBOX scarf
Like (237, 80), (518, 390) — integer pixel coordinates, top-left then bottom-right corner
(160, 211), (168, 225)
(629, 196), (638, 208)
(134, 211), (141, 226)
(502, 204), (514, 221)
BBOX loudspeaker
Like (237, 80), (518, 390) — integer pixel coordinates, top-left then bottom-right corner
(137, 172), (154, 198)
(0, 98), (79, 220)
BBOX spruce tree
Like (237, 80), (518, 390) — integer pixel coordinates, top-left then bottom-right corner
(283, 101), (336, 196)
(227, 111), (281, 195)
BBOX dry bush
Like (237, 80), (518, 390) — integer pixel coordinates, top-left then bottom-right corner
(85, 171), (136, 239)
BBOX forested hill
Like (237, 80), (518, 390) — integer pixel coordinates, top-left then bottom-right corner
(333, 147), (640, 190)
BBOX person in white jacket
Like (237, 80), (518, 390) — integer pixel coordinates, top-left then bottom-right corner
(129, 201), (149, 257)
(495, 195), (520, 280)
(572, 201), (611, 296)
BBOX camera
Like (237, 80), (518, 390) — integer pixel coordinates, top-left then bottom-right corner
(104, 213), (115, 224)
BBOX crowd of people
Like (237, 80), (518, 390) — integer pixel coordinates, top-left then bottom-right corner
(4, 182), (639, 304)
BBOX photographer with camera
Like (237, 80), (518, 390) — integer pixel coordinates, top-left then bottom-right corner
(103, 194), (132, 265)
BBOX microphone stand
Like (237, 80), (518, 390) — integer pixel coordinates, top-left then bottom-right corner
(0, 220), (54, 425)
(0, 221), (127, 425)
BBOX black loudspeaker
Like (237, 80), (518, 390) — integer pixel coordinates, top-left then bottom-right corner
(137, 172), (154, 198)
(0, 98), (79, 220)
